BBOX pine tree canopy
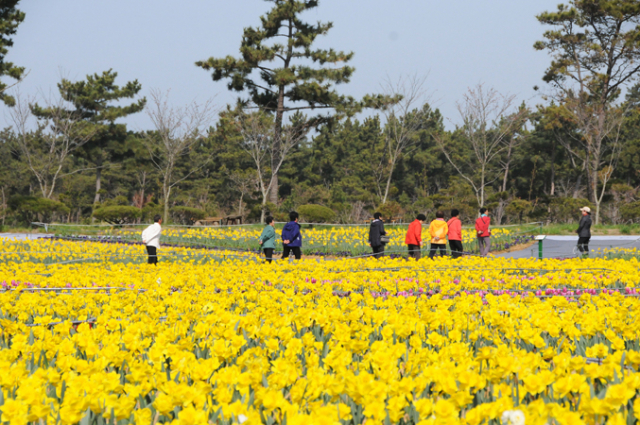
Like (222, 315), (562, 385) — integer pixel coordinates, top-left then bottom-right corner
(195, 0), (361, 117)
(534, 0), (640, 104)
(0, 0), (25, 106)
(48, 69), (146, 123)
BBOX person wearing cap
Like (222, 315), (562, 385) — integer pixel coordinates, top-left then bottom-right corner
(576, 207), (592, 257)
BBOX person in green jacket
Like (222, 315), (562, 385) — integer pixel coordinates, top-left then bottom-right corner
(259, 216), (276, 263)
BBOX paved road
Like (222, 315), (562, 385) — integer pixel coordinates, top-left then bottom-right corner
(0, 233), (49, 241)
(497, 235), (640, 259)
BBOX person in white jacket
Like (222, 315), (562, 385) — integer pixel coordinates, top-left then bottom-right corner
(141, 215), (162, 265)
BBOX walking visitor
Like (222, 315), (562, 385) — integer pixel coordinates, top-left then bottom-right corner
(428, 211), (448, 259)
(141, 215), (162, 265)
(447, 209), (463, 258)
(576, 206), (592, 257)
(405, 214), (426, 260)
(368, 212), (387, 258)
(281, 211), (302, 260)
(475, 208), (491, 257)
(259, 216), (276, 263)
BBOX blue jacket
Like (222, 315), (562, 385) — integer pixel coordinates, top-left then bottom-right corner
(281, 221), (302, 247)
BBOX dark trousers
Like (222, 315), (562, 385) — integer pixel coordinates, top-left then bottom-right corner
(408, 244), (421, 260)
(146, 246), (157, 265)
(371, 245), (385, 258)
(263, 248), (274, 263)
(282, 246), (301, 260)
(578, 237), (590, 255)
(429, 243), (447, 259)
(449, 240), (463, 258)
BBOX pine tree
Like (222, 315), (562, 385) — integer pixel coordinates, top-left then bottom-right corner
(196, 0), (368, 204)
(32, 69), (146, 206)
(534, 0), (640, 223)
(0, 0), (25, 106)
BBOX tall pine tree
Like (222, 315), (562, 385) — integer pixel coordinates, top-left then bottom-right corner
(0, 0), (25, 106)
(196, 0), (369, 204)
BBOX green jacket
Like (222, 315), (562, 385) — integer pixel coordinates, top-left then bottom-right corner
(259, 225), (276, 249)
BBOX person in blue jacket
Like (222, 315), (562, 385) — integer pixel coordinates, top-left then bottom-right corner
(281, 211), (302, 260)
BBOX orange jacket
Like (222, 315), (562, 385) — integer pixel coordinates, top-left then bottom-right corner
(447, 217), (462, 241)
(429, 219), (448, 244)
(405, 219), (423, 245)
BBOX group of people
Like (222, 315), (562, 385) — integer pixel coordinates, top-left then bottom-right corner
(258, 212), (302, 263)
(141, 205), (593, 264)
(140, 208), (494, 264)
(369, 208), (492, 259)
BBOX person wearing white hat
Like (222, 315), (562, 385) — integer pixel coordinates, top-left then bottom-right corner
(576, 207), (592, 256)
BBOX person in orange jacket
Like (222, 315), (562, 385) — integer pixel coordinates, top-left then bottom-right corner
(447, 209), (463, 258)
(405, 214), (426, 260)
(428, 211), (449, 259)
(475, 207), (491, 256)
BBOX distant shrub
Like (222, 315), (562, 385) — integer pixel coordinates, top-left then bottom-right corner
(621, 201), (640, 223)
(93, 206), (142, 225)
(298, 204), (336, 223)
(377, 202), (403, 222)
(505, 199), (532, 224)
(549, 197), (593, 223)
(9, 196), (70, 224)
(171, 206), (206, 225)
(142, 203), (162, 222)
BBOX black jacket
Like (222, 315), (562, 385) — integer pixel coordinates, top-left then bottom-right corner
(369, 219), (386, 247)
(577, 215), (592, 238)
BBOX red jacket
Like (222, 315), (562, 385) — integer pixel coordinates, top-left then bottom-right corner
(447, 217), (462, 241)
(405, 219), (423, 245)
(475, 216), (491, 237)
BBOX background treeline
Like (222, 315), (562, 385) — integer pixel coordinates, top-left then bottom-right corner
(1, 0), (640, 227)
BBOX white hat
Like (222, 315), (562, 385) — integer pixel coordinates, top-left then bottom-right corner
(580, 206), (591, 213)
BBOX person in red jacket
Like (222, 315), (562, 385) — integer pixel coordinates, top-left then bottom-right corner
(475, 207), (491, 256)
(405, 214), (426, 260)
(447, 209), (463, 258)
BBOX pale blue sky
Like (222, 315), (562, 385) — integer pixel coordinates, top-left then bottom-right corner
(4, 0), (560, 129)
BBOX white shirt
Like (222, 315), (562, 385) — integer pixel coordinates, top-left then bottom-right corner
(142, 223), (161, 248)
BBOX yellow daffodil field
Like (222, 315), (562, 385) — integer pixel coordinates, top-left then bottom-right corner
(93, 224), (528, 257)
(3, 237), (640, 424)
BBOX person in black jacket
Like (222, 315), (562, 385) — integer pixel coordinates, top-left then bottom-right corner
(576, 206), (592, 257)
(368, 212), (386, 258)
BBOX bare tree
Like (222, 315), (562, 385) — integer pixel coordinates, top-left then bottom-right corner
(8, 93), (95, 199)
(435, 84), (528, 207)
(228, 169), (258, 218)
(230, 109), (307, 223)
(376, 74), (430, 203)
(557, 97), (625, 223)
(144, 89), (216, 221)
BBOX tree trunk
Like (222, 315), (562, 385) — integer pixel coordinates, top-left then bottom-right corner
(163, 183), (171, 224)
(94, 165), (102, 205)
(502, 141), (513, 192)
(0, 186), (5, 227)
(260, 194), (267, 224)
(382, 164), (394, 204)
(550, 138), (557, 196)
(270, 88), (285, 205)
